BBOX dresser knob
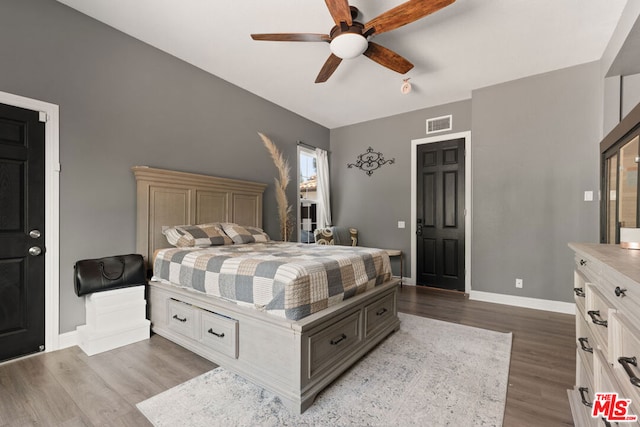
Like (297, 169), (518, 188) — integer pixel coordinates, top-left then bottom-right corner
(615, 286), (627, 297)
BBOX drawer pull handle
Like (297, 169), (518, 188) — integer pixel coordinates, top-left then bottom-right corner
(376, 308), (388, 316)
(573, 288), (585, 298)
(330, 334), (347, 345)
(578, 387), (592, 407)
(578, 337), (593, 353)
(207, 328), (225, 338)
(614, 286), (627, 297)
(587, 310), (608, 327)
(618, 356), (640, 388)
(172, 314), (187, 323)
(580, 259), (587, 266)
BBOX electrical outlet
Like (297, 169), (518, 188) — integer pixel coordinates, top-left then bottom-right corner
(515, 278), (523, 288)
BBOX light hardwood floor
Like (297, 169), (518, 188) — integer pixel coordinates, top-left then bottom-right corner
(0, 285), (575, 426)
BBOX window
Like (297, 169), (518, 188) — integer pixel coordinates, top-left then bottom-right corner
(298, 147), (317, 243)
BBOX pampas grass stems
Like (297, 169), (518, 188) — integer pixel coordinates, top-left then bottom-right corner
(259, 132), (293, 242)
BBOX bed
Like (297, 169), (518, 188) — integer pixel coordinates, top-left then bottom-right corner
(133, 166), (401, 414)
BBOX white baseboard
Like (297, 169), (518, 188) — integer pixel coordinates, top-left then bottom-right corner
(469, 290), (575, 315)
(401, 279), (575, 315)
(57, 330), (79, 350)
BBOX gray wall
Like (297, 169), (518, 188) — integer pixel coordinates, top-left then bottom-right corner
(623, 73), (640, 118)
(330, 100), (472, 278)
(1, 0), (329, 333)
(470, 62), (602, 302)
(604, 73), (640, 135)
(331, 62), (602, 304)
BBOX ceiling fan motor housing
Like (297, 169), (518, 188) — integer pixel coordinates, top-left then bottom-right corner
(329, 22), (368, 59)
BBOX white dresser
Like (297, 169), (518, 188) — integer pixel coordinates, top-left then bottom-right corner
(568, 243), (640, 426)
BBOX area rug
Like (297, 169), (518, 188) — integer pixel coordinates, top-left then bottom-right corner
(137, 313), (512, 427)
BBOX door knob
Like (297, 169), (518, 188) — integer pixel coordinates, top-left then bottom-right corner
(29, 229), (41, 239)
(28, 246), (42, 256)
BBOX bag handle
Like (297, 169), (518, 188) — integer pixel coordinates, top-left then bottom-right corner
(99, 258), (125, 280)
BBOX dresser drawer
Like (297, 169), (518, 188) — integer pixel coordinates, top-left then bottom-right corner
(567, 388), (602, 427)
(575, 254), (601, 284)
(307, 310), (362, 379)
(364, 292), (395, 337)
(586, 284), (616, 361)
(611, 313), (640, 408)
(200, 310), (239, 359)
(602, 273), (640, 327)
(577, 311), (595, 375)
(568, 351), (599, 427)
(594, 348), (640, 425)
(167, 299), (198, 339)
(574, 270), (588, 315)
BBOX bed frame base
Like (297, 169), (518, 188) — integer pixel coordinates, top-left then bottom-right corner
(148, 278), (401, 414)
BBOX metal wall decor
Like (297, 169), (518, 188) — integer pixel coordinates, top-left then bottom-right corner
(347, 147), (395, 176)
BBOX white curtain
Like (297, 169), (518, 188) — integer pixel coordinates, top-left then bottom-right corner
(315, 147), (332, 228)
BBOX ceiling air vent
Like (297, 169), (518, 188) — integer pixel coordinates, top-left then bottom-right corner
(426, 115), (452, 134)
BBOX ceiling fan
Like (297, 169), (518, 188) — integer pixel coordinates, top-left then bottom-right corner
(251, 0), (456, 83)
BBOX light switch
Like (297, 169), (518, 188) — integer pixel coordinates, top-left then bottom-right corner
(584, 191), (593, 202)
(398, 221), (405, 229)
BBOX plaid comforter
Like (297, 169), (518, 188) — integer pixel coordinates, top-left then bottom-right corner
(153, 242), (392, 320)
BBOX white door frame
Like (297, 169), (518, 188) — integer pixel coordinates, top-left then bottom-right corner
(410, 131), (472, 294)
(0, 90), (60, 352)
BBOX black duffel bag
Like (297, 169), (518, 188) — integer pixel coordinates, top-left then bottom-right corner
(74, 254), (146, 297)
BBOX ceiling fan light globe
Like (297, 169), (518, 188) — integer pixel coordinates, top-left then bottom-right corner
(330, 33), (368, 59)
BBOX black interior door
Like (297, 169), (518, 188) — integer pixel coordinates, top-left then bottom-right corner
(0, 102), (46, 362)
(416, 138), (465, 291)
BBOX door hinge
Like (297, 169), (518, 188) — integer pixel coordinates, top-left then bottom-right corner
(39, 112), (48, 123)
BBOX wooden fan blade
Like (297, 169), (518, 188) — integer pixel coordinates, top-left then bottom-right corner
(315, 54), (343, 83)
(364, 0), (455, 36)
(363, 42), (414, 74)
(324, 0), (352, 26)
(251, 33), (330, 42)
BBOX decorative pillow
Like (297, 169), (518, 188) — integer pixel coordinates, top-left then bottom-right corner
(162, 223), (232, 247)
(314, 227), (358, 246)
(221, 223), (270, 244)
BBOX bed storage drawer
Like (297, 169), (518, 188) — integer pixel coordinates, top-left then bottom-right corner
(200, 310), (239, 359)
(167, 299), (197, 339)
(307, 310), (362, 379)
(364, 292), (395, 338)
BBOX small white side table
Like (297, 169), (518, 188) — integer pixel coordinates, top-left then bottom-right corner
(384, 249), (403, 287)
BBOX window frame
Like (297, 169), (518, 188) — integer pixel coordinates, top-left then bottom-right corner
(600, 104), (640, 244)
(297, 145), (318, 243)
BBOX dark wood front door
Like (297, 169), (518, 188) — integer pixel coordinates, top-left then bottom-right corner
(0, 103), (46, 362)
(416, 138), (465, 291)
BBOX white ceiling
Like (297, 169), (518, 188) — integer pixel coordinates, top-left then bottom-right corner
(56, 0), (628, 129)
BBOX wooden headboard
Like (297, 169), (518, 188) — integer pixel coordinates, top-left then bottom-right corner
(132, 166), (267, 264)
